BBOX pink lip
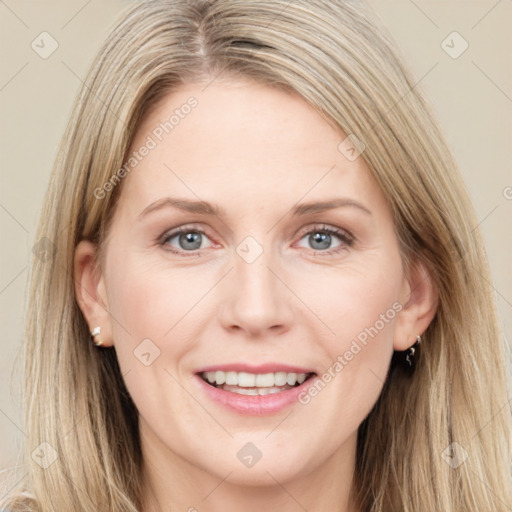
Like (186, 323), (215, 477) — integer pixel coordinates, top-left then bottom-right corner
(193, 373), (318, 416)
(195, 363), (315, 374)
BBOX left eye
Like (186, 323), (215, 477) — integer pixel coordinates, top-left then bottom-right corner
(295, 225), (354, 254)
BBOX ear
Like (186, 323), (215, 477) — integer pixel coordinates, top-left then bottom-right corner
(394, 259), (438, 351)
(73, 240), (114, 347)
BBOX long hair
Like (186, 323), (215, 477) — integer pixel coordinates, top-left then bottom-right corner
(2, 1), (511, 510)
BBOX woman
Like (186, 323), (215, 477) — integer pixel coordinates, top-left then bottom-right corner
(2, 0), (511, 510)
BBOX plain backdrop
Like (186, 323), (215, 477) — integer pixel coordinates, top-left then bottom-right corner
(1, 0), (511, 475)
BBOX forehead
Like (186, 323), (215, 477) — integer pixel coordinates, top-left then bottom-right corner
(116, 79), (384, 219)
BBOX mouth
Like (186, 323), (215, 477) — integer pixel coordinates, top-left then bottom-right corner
(197, 370), (317, 396)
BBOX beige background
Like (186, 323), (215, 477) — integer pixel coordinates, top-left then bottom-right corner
(1, 0), (511, 472)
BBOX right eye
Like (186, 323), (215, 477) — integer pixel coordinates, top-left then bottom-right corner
(159, 225), (216, 256)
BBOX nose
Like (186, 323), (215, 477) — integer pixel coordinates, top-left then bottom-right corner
(218, 244), (294, 338)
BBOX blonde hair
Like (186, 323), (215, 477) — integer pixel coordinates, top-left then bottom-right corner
(2, 1), (511, 510)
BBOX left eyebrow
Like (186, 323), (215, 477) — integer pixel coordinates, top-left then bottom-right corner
(292, 198), (372, 216)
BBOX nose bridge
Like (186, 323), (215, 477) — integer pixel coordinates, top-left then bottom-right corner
(235, 233), (281, 307)
(219, 233), (293, 335)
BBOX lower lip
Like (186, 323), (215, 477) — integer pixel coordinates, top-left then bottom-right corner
(194, 374), (316, 416)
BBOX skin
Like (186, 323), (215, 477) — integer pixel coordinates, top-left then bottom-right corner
(74, 78), (437, 512)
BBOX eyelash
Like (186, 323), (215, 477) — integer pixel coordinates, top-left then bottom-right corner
(158, 224), (355, 257)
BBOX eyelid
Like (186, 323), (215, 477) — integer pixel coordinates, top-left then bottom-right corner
(294, 223), (354, 243)
(158, 224), (216, 249)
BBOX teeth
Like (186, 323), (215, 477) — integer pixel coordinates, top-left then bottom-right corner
(255, 373), (274, 387)
(225, 371), (237, 385)
(274, 372), (287, 386)
(286, 373), (297, 386)
(202, 370), (310, 388)
(221, 384), (293, 395)
(238, 372), (256, 387)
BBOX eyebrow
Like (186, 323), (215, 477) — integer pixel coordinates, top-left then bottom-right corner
(137, 196), (372, 220)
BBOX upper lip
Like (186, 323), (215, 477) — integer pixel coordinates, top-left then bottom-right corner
(195, 363), (316, 374)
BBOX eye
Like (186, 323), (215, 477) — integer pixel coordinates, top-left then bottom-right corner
(159, 225), (214, 256)
(295, 224), (354, 255)
(158, 223), (354, 257)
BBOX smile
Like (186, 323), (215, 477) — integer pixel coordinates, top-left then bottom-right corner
(200, 370), (315, 395)
(194, 367), (318, 416)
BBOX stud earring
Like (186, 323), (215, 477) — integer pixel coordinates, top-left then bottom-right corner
(91, 326), (103, 347)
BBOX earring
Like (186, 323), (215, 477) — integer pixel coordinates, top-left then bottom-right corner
(391, 334), (422, 375)
(91, 326), (103, 347)
(404, 335), (421, 368)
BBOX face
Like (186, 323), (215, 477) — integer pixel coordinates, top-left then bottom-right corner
(77, 79), (420, 492)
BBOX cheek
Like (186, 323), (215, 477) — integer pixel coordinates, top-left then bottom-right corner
(298, 255), (402, 420)
(298, 254), (403, 347)
(104, 254), (218, 382)
(104, 258), (201, 420)
(327, 272), (401, 356)
(106, 255), (196, 339)
(295, 252), (403, 401)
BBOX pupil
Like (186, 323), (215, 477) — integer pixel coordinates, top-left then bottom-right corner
(180, 232), (201, 250)
(311, 232), (330, 250)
